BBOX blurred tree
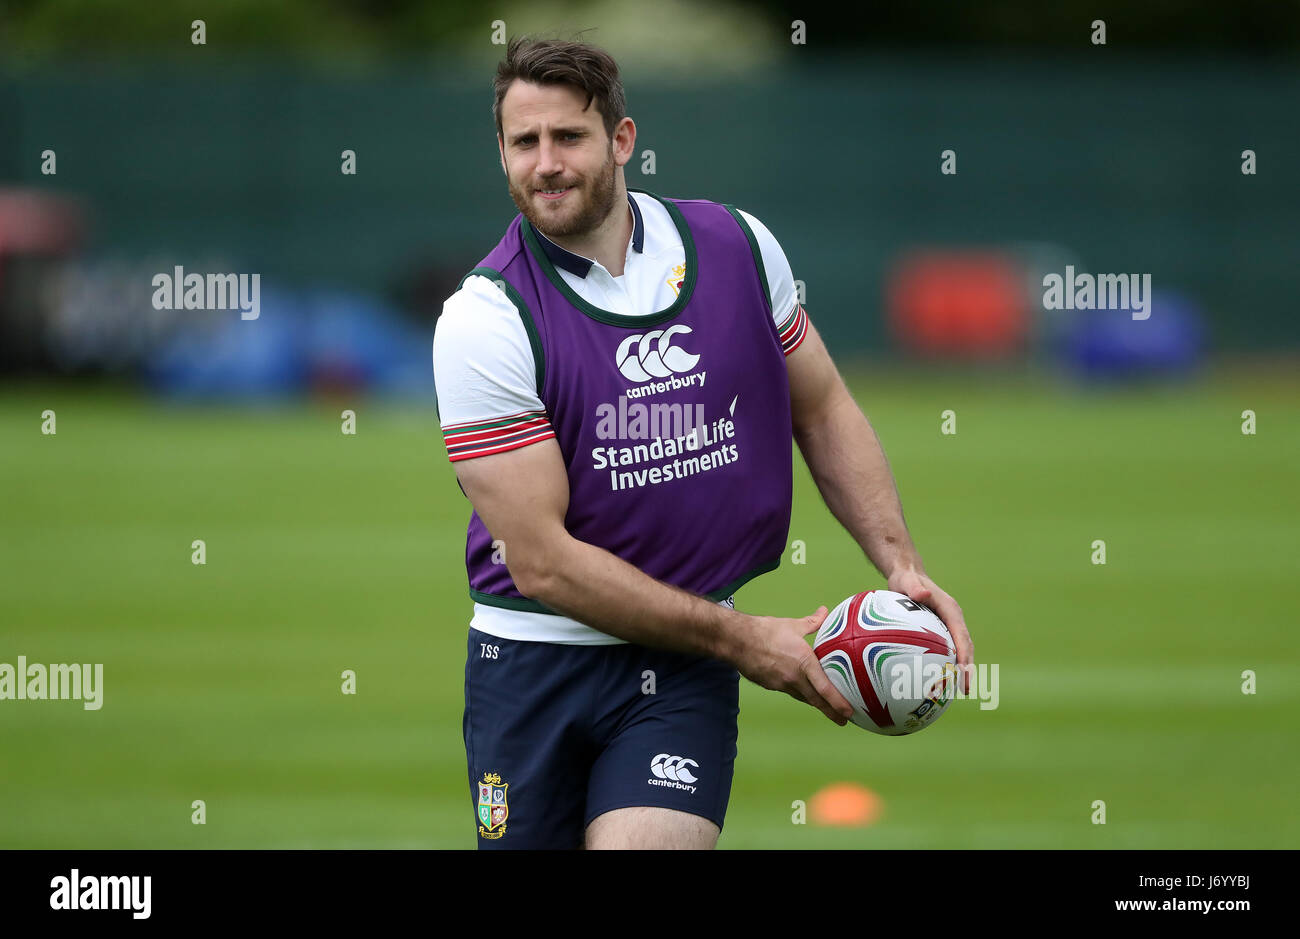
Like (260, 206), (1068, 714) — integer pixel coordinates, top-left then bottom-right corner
(759, 0), (1300, 53)
(2, 0), (1295, 62)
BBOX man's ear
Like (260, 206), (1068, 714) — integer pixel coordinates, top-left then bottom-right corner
(612, 117), (636, 168)
(498, 135), (508, 176)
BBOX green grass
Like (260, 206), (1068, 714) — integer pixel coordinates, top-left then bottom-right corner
(1, 365), (1297, 848)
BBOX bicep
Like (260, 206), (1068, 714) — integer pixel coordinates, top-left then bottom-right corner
(785, 315), (844, 433)
(452, 437), (571, 564)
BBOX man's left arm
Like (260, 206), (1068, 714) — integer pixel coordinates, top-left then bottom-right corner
(785, 313), (975, 685)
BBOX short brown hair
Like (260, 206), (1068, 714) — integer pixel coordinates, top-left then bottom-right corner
(493, 36), (626, 143)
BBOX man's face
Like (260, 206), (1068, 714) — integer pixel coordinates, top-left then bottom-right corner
(498, 80), (621, 239)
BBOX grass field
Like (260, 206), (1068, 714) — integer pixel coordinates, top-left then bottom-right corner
(1, 365), (1297, 848)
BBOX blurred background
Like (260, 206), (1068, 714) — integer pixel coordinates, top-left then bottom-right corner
(1, 0), (1297, 848)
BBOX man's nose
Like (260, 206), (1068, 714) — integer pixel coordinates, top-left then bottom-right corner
(536, 138), (564, 177)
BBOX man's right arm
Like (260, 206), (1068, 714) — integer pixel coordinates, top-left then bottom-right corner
(452, 439), (853, 725)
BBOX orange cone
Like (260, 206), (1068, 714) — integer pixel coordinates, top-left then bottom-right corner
(809, 782), (883, 827)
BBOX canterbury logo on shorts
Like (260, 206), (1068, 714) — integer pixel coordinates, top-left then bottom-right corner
(649, 753), (699, 785)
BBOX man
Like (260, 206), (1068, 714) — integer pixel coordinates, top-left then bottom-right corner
(433, 36), (973, 850)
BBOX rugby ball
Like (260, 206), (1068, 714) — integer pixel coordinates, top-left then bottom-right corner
(814, 589), (957, 736)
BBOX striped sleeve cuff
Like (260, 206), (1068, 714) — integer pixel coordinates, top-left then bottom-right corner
(777, 303), (809, 355)
(441, 409), (555, 462)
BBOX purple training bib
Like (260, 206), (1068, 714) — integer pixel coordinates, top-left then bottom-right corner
(459, 189), (793, 613)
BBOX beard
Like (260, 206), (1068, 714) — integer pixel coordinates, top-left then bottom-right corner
(507, 146), (619, 241)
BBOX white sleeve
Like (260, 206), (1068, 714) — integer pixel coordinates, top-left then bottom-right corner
(736, 208), (809, 354)
(432, 275), (554, 461)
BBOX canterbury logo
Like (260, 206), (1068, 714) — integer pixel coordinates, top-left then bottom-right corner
(650, 753), (699, 784)
(615, 325), (700, 382)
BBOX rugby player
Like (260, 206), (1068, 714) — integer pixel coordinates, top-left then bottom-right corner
(433, 36), (973, 849)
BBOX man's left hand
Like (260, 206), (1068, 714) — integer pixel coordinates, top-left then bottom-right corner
(887, 568), (974, 693)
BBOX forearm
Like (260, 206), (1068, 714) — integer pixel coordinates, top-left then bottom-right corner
(515, 535), (750, 662)
(794, 383), (924, 579)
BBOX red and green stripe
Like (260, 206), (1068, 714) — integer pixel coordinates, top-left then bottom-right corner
(442, 409), (554, 462)
(778, 303), (809, 355)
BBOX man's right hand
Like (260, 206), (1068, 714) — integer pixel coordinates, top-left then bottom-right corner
(724, 606), (855, 726)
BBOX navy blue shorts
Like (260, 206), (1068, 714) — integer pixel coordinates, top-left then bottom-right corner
(463, 627), (740, 849)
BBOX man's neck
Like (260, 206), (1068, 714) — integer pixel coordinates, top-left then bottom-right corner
(542, 186), (633, 278)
